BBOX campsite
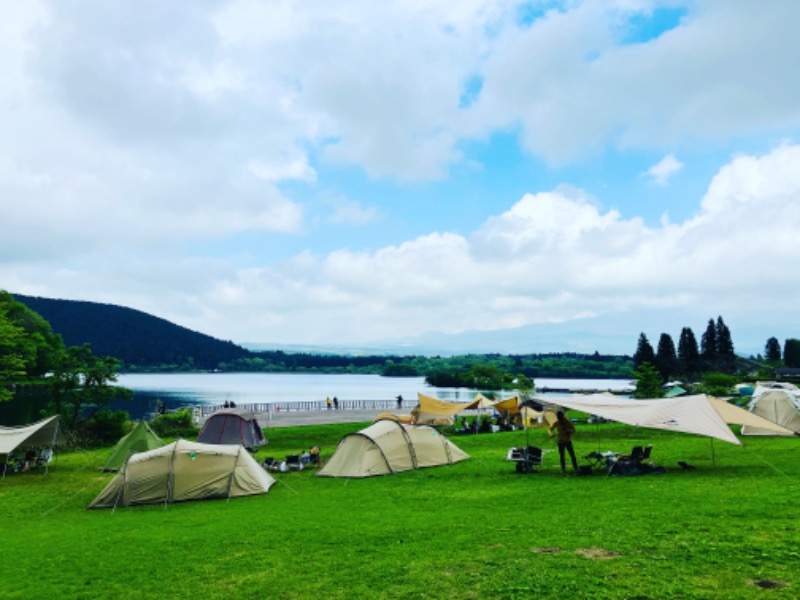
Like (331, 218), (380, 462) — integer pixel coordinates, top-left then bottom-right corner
(1, 413), (799, 599)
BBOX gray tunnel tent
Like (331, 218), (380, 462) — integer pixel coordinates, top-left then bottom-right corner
(1, 415), (67, 477)
(317, 419), (470, 478)
(196, 409), (266, 449)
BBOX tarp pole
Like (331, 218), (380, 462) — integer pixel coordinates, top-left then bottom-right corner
(45, 418), (60, 476)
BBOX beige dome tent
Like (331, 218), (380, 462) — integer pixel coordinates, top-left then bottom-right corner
(317, 419), (470, 478)
(741, 388), (800, 436)
(89, 440), (276, 508)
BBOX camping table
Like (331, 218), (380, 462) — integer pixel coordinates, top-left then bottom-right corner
(583, 451), (618, 470)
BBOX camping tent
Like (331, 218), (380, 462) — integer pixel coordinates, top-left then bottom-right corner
(197, 409), (266, 448)
(89, 440), (276, 508)
(317, 419), (470, 478)
(548, 393), (793, 445)
(741, 388), (800, 436)
(1, 416), (66, 476)
(102, 421), (165, 471)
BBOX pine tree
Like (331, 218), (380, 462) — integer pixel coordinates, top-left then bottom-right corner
(701, 319), (717, 360)
(678, 327), (699, 374)
(784, 339), (800, 368)
(633, 333), (656, 368)
(765, 337), (781, 362)
(633, 362), (665, 399)
(655, 333), (678, 380)
(715, 316), (735, 359)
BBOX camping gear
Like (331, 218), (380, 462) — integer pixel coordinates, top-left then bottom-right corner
(89, 440), (276, 508)
(741, 387), (800, 436)
(197, 409), (266, 449)
(102, 421), (164, 471)
(317, 419), (469, 478)
(1, 416), (66, 478)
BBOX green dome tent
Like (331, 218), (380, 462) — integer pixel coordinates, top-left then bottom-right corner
(102, 421), (164, 472)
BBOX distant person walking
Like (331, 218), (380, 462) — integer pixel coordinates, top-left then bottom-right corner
(549, 410), (579, 474)
(396, 395), (403, 409)
(333, 396), (339, 410)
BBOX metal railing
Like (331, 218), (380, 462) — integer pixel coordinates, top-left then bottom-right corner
(197, 398), (406, 417)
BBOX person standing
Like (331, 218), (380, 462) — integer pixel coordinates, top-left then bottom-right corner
(396, 395), (403, 409)
(326, 397), (332, 410)
(549, 410), (579, 474)
(333, 396), (339, 410)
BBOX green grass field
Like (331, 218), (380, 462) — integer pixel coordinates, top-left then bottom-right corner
(1, 422), (798, 599)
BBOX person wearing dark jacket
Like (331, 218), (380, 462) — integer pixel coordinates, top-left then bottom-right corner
(549, 410), (579, 474)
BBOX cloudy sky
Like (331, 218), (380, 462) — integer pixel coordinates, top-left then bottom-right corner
(2, 1), (799, 356)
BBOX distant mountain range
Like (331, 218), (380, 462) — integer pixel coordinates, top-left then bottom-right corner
(13, 293), (773, 366)
(14, 294), (250, 370)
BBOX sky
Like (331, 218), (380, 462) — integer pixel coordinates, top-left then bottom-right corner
(2, 0), (800, 356)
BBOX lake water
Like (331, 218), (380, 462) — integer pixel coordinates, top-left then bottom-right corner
(114, 373), (634, 419)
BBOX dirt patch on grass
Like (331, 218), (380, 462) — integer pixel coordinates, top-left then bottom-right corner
(531, 547), (562, 554)
(748, 579), (788, 590)
(575, 547), (619, 559)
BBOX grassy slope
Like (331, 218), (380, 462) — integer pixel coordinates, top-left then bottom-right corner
(1, 423), (798, 600)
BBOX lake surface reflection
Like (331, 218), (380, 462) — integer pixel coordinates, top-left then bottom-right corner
(114, 373), (633, 419)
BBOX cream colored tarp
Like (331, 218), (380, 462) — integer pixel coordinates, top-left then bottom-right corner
(547, 393), (792, 445)
(741, 388), (800, 436)
(466, 393), (496, 410)
(492, 396), (521, 414)
(373, 412), (414, 424)
(0, 416), (66, 455)
(89, 440), (276, 508)
(413, 393), (473, 425)
(317, 419), (469, 478)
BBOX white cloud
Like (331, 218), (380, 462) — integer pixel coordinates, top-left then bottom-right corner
(7, 143), (791, 347)
(645, 154), (683, 185)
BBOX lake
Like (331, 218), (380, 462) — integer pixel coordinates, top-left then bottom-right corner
(114, 373), (634, 419)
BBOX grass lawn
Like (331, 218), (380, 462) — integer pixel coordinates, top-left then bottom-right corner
(1, 421), (798, 599)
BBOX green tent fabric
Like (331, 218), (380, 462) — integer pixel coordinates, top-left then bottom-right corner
(665, 386), (686, 398)
(102, 421), (164, 472)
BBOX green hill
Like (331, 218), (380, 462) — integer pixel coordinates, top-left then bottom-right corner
(13, 294), (251, 371)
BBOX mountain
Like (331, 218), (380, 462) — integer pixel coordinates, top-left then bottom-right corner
(13, 294), (251, 370)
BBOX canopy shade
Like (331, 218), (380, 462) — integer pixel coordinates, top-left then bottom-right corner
(0, 416), (66, 455)
(547, 393), (792, 445)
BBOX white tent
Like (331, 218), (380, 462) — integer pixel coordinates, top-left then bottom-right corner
(548, 393), (793, 445)
(741, 387), (800, 436)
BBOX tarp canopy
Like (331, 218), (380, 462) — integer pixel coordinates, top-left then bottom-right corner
(412, 393), (473, 425)
(0, 416), (66, 455)
(102, 421), (164, 471)
(547, 393), (793, 445)
(317, 419), (469, 478)
(466, 393), (496, 410)
(373, 412), (414, 424)
(741, 388), (800, 436)
(197, 409), (266, 448)
(492, 396), (521, 414)
(89, 440), (276, 508)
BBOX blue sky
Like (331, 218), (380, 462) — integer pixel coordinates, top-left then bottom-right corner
(2, 1), (800, 356)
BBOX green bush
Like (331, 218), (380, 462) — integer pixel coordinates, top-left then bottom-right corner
(77, 409), (130, 447)
(150, 408), (198, 438)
